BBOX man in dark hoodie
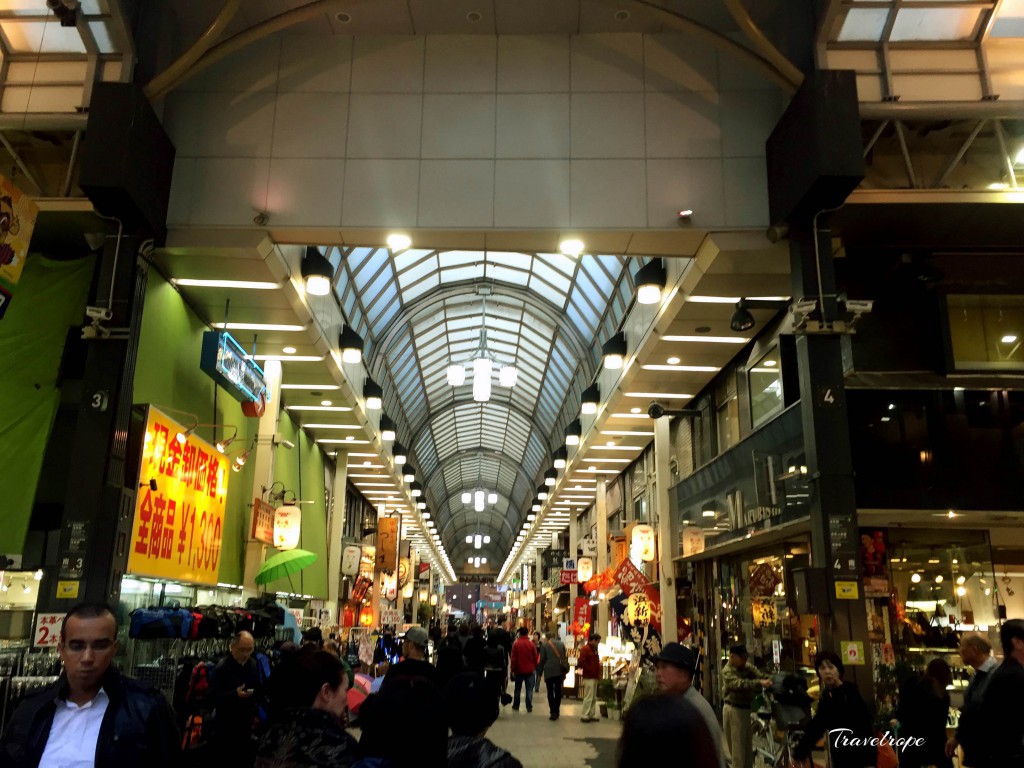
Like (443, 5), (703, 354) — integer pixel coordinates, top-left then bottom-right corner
(446, 673), (523, 768)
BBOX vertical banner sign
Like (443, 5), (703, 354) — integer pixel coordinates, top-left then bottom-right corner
(33, 613), (64, 647)
(574, 597), (590, 636)
(417, 562), (430, 580)
(377, 517), (398, 571)
(128, 407), (228, 585)
(250, 498), (274, 544)
(0, 174), (38, 319)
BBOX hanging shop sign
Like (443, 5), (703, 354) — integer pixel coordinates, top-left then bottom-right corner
(577, 557), (593, 582)
(342, 545), (362, 577)
(417, 561), (430, 580)
(199, 331), (268, 409)
(581, 537), (598, 557)
(573, 597), (590, 636)
(0, 174), (38, 319)
(631, 524), (656, 562)
(377, 517), (398, 572)
(381, 571), (397, 601)
(559, 569), (578, 585)
(860, 528), (890, 597)
(682, 525), (705, 557)
(749, 562), (782, 598)
(251, 498), (274, 544)
(398, 557), (411, 588)
(273, 504), (301, 550)
(128, 406), (227, 585)
(626, 592), (651, 626)
(380, 608), (401, 626)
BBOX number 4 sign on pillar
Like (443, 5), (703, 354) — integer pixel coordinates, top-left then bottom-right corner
(34, 613), (65, 648)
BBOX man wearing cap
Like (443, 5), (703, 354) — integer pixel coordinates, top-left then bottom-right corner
(383, 626), (440, 689)
(721, 644), (771, 768)
(654, 643), (726, 768)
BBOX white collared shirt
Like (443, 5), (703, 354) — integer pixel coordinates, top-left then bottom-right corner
(38, 688), (109, 768)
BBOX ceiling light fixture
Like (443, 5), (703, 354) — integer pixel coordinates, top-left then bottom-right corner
(380, 414), (397, 442)
(635, 259), (666, 305)
(559, 238), (585, 257)
(730, 298), (790, 332)
(602, 332), (627, 369)
(338, 325), (364, 364)
(446, 296), (517, 402)
(544, 468), (557, 487)
(171, 278), (280, 290)
(564, 418), (582, 447)
(363, 378), (383, 410)
(581, 383), (600, 415)
(403, 464), (416, 483)
(392, 441), (408, 465)
(300, 246), (334, 296)
(552, 447), (568, 470)
(212, 322), (305, 332)
(387, 233), (412, 251)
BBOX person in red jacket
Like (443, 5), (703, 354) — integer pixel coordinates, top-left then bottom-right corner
(509, 627), (540, 713)
(578, 633), (602, 722)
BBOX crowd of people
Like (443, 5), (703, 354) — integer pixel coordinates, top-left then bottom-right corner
(2, 602), (1023, 768)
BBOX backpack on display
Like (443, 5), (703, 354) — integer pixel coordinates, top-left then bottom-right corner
(129, 604), (194, 639)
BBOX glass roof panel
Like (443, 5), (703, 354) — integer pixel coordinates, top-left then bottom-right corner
(890, 7), (982, 41)
(838, 7), (891, 41)
(1, 20), (86, 53)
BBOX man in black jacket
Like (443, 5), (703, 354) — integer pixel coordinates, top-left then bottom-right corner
(209, 629), (262, 763)
(973, 619), (1024, 768)
(0, 602), (179, 767)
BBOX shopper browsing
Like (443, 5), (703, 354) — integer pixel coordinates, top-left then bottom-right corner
(578, 633), (602, 723)
(653, 643), (725, 768)
(720, 643), (771, 768)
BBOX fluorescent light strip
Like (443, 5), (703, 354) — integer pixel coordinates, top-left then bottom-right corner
(601, 430), (653, 436)
(662, 335), (747, 344)
(354, 482), (396, 487)
(347, 464), (383, 469)
(172, 278), (281, 290)
(591, 444), (643, 450)
(286, 405), (353, 412)
(348, 452), (376, 457)
(281, 384), (341, 390)
(611, 413), (651, 419)
(585, 457), (631, 463)
(317, 439), (370, 444)
(624, 392), (692, 399)
(250, 355), (324, 362)
(301, 423), (361, 429)
(348, 473), (386, 478)
(684, 295), (789, 304)
(579, 469), (621, 474)
(212, 322), (306, 332)
(642, 364), (718, 372)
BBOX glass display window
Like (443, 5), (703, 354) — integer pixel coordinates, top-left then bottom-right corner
(749, 346), (784, 427)
(946, 294), (1023, 371)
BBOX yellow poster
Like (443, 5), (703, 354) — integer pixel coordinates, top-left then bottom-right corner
(127, 407), (228, 585)
(0, 173), (39, 318)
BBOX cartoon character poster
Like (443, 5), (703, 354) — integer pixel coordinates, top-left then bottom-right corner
(0, 174), (38, 319)
(860, 528), (889, 597)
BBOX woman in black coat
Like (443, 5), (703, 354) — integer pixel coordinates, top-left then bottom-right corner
(892, 658), (953, 768)
(793, 651), (876, 768)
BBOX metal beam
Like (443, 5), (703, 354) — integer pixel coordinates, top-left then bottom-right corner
(935, 119), (986, 188)
(860, 100), (1024, 120)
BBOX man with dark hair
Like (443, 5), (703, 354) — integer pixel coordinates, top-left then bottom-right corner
(209, 629), (262, 763)
(578, 633), (602, 723)
(973, 619), (1024, 767)
(720, 644), (771, 768)
(383, 626), (440, 688)
(509, 626), (539, 713)
(0, 601), (180, 767)
(654, 643), (725, 768)
(446, 673), (523, 768)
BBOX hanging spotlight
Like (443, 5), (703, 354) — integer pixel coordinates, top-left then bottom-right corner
(403, 464), (416, 483)
(392, 441), (408, 465)
(380, 414), (397, 442)
(215, 428), (238, 454)
(601, 332), (627, 370)
(552, 447), (567, 470)
(564, 418), (582, 447)
(730, 300), (756, 332)
(338, 325), (364, 364)
(300, 246), (334, 296)
(537, 485), (549, 501)
(363, 378), (383, 410)
(635, 259), (666, 305)
(447, 364), (466, 386)
(461, 491), (472, 504)
(417, 500), (426, 509)
(410, 482), (423, 498)
(581, 383), (600, 416)
(544, 468), (557, 487)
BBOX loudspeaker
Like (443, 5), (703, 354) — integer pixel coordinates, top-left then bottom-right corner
(790, 567), (829, 615)
(79, 83), (175, 241)
(765, 70), (864, 226)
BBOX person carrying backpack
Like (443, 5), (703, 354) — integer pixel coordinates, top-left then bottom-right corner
(482, 634), (509, 707)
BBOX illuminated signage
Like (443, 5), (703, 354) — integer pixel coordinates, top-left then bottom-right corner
(128, 406), (227, 585)
(200, 331), (268, 404)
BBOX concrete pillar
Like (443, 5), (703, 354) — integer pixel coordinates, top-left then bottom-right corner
(325, 450), (349, 623)
(654, 415), (678, 642)
(243, 360), (283, 597)
(596, 478), (609, 638)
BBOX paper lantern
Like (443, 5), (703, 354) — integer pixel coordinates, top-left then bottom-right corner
(273, 504), (301, 550)
(359, 607), (374, 627)
(631, 524), (656, 562)
(577, 557), (594, 582)
(429, 593), (438, 606)
(381, 571), (397, 601)
(342, 545), (362, 577)
(419, 588), (428, 602)
(402, 580), (413, 599)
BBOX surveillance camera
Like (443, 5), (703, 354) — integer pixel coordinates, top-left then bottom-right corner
(790, 300), (817, 317)
(766, 223), (789, 243)
(844, 299), (874, 315)
(253, 211), (269, 226)
(648, 401), (665, 420)
(85, 306), (113, 322)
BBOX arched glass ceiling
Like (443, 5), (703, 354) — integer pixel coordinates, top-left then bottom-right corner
(329, 247), (640, 568)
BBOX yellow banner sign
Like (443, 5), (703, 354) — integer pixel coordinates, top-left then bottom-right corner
(128, 407), (228, 585)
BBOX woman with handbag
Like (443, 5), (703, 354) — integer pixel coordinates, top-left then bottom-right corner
(537, 632), (570, 721)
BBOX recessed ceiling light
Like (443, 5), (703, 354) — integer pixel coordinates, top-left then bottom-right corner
(335, 11), (351, 22)
(667, 356), (680, 365)
(320, 400), (332, 406)
(606, 441), (614, 446)
(614, 9), (631, 21)
(764, 360), (777, 367)
(466, 10), (482, 22)
(630, 407), (641, 414)
(387, 233), (412, 250)
(1002, 334), (1018, 344)
(283, 347), (297, 354)
(559, 238), (585, 257)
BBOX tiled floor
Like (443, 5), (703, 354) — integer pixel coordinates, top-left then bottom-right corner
(487, 694), (621, 768)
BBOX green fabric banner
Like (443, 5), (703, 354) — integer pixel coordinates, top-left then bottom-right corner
(0, 254), (95, 554)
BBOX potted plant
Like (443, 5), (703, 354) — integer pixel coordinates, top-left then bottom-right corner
(597, 678), (616, 718)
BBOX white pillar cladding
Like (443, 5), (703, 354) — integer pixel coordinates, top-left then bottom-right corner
(535, 558), (543, 631)
(410, 547), (420, 625)
(243, 360), (283, 597)
(596, 477), (609, 639)
(326, 449), (349, 623)
(370, 503), (386, 629)
(654, 415), (678, 643)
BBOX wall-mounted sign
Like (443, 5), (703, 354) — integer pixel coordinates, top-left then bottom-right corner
(381, 571), (397, 601)
(273, 504), (301, 550)
(835, 580), (860, 600)
(682, 526), (705, 557)
(342, 545), (362, 577)
(577, 557), (594, 583)
(199, 331), (268, 406)
(398, 557), (411, 588)
(559, 569), (578, 585)
(0, 174), (38, 319)
(128, 406), (227, 586)
(840, 640), (865, 665)
(251, 498), (274, 544)
(377, 517), (398, 572)
(417, 561), (430, 580)
(631, 524), (656, 562)
(581, 538), (598, 557)
(33, 613), (64, 647)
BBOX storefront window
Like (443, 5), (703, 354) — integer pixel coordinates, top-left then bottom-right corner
(749, 346), (784, 426)
(947, 294), (1023, 370)
(715, 377), (740, 454)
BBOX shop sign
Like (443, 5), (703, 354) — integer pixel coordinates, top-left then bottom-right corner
(542, 549), (568, 574)
(840, 640), (865, 665)
(613, 557), (649, 597)
(377, 517), (398, 571)
(749, 562), (782, 598)
(563, 558), (576, 571)
(828, 514), (860, 580)
(573, 597), (590, 636)
(559, 569), (578, 585)
(626, 593), (651, 625)
(342, 545), (362, 577)
(577, 557), (593, 582)
(128, 407), (227, 586)
(860, 528), (889, 597)
(417, 561), (430, 580)
(199, 331), (268, 407)
(835, 580), (859, 600)
(289, 608), (303, 624)
(398, 557), (411, 588)
(33, 613), (64, 647)
(351, 574), (372, 603)
(581, 538), (597, 557)
(682, 526), (705, 557)
(631, 524), (656, 562)
(250, 498), (274, 544)
(57, 520), (89, 581)
(273, 504), (301, 550)
(380, 608), (401, 626)
(772, 639), (782, 665)
(56, 581), (79, 599)
(0, 174), (38, 319)
(381, 571), (397, 601)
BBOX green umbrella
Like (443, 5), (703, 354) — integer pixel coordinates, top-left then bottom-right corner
(255, 548), (318, 590)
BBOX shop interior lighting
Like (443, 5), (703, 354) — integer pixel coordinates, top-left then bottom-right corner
(300, 246), (334, 296)
(581, 383), (600, 415)
(171, 278), (280, 290)
(601, 332), (627, 369)
(363, 379), (383, 410)
(338, 325), (365, 364)
(215, 428), (238, 453)
(635, 259), (666, 305)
